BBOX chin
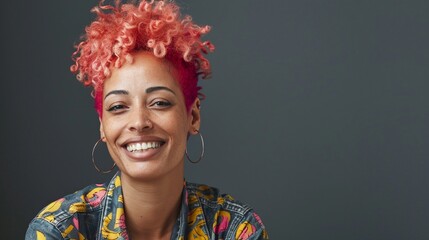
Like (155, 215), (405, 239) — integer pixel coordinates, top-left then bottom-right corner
(120, 161), (183, 182)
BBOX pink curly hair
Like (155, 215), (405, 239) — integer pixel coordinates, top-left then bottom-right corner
(70, 0), (214, 116)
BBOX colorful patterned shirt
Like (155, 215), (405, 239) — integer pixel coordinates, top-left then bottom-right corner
(26, 172), (268, 239)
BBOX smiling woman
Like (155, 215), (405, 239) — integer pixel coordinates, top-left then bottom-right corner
(100, 52), (194, 183)
(25, 1), (268, 240)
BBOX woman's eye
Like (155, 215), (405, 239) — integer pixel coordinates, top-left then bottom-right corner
(151, 100), (172, 108)
(107, 105), (127, 112)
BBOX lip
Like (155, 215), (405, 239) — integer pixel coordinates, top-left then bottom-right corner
(121, 136), (166, 161)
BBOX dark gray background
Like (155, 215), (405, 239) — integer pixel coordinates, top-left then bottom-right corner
(1, 0), (428, 239)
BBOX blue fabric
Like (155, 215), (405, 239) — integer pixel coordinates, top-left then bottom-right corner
(26, 172), (268, 239)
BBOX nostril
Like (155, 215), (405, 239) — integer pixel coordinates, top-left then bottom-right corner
(144, 119), (153, 128)
(129, 118), (153, 132)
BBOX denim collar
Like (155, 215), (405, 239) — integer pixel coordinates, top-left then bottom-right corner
(96, 172), (190, 240)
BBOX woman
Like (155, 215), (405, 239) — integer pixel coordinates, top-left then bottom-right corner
(26, 1), (268, 239)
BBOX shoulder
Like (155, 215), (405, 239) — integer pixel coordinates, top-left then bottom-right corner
(35, 182), (108, 224)
(186, 182), (269, 239)
(26, 182), (108, 239)
(186, 182), (249, 213)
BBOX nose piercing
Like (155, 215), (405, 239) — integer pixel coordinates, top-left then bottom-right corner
(136, 118), (152, 131)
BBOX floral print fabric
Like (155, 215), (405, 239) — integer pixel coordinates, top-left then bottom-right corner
(26, 172), (268, 239)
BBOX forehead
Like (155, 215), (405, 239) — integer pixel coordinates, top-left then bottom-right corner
(103, 51), (180, 94)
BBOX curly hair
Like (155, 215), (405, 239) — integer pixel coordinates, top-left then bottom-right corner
(70, 0), (214, 116)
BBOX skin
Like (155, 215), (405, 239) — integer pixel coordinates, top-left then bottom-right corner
(99, 51), (201, 239)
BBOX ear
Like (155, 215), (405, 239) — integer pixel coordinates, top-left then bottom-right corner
(188, 98), (201, 135)
(99, 117), (106, 142)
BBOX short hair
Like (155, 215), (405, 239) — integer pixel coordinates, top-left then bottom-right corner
(70, 0), (214, 116)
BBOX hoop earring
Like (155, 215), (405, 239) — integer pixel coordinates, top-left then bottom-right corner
(92, 139), (116, 173)
(186, 130), (205, 164)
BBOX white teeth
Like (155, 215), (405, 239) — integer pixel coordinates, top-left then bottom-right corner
(126, 142), (162, 152)
(136, 143), (142, 150)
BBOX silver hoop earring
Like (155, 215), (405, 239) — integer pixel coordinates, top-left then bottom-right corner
(186, 130), (205, 164)
(92, 139), (116, 173)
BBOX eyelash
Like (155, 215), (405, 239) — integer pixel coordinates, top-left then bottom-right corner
(151, 100), (172, 108)
(107, 104), (127, 112)
(106, 100), (171, 113)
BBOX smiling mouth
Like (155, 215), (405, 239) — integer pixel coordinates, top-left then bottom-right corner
(126, 142), (165, 152)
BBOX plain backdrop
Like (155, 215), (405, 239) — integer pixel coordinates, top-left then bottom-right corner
(1, 0), (429, 239)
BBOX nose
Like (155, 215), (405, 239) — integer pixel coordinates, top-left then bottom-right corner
(128, 107), (153, 132)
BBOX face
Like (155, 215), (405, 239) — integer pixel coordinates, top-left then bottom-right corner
(99, 51), (200, 181)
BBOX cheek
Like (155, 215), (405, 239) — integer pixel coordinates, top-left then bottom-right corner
(102, 119), (121, 139)
(176, 111), (191, 132)
(159, 114), (190, 141)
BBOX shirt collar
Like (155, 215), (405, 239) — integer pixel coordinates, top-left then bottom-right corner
(97, 172), (190, 240)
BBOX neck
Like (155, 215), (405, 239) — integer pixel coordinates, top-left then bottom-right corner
(120, 168), (184, 239)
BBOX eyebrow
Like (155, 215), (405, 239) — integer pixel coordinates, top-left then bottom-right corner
(146, 86), (176, 95)
(104, 90), (129, 99)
